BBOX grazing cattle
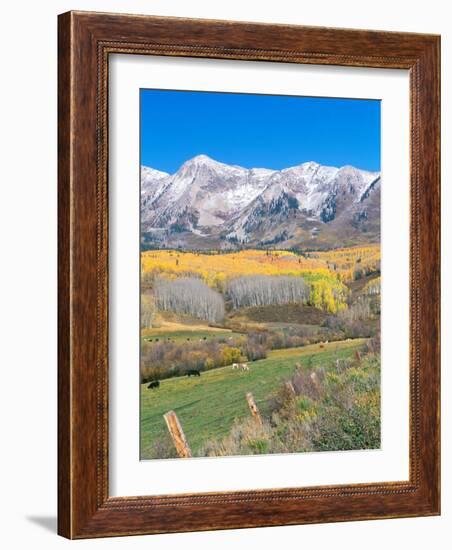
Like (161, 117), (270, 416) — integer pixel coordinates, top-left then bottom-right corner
(232, 363), (239, 370)
(240, 363), (250, 371)
(319, 344), (325, 349)
(186, 369), (201, 377)
(147, 380), (160, 390)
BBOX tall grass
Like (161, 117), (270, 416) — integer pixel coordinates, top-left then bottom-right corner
(200, 343), (380, 456)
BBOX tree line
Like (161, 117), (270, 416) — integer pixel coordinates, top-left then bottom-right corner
(226, 275), (309, 309)
(154, 277), (225, 323)
(153, 274), (311, 322)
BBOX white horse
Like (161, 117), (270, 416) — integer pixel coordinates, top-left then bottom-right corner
(240, 363), (250, 371)
(232, 363), (239, 370)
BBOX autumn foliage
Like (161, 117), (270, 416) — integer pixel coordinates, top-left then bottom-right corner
(305, 244), (381, 283)
(141, 247), (379, 314)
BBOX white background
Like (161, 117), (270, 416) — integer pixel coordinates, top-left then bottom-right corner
(0, 0), (449, 548)
(110, 56), (409, 496)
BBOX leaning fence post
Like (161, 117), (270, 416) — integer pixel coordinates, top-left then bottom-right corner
(246, 392), (263, 425)
(310, 371), (321, 391)
(285, 381), (296, 397)
(163, 410), (192, 458)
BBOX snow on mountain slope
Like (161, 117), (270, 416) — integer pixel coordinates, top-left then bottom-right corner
(140, 154), (380, 249)
(146, 155), (275, 231)
(140, 166), (171, 212)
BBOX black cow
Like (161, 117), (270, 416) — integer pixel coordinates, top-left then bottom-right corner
(147, 380), (160, 389)
(186, 369), (201, 377)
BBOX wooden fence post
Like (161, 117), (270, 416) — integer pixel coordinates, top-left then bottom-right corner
(163, 410), (192, 458)
(310, 371), (321, 391)
(246, 392), (263, 425)
(285, 381), (296, 397)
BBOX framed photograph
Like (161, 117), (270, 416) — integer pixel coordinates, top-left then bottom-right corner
(58, 11), (440, 538)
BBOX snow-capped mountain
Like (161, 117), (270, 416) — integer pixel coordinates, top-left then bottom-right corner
(141, 166), (171, 211)
(141, 155), (380, 250)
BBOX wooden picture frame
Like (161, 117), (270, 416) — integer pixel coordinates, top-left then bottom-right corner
(58, 11), (440, 539)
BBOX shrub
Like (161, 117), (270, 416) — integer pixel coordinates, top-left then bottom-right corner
(141, 338), (249, 381)
(199, 417), (274, 457)
(220, 346), (242, 366)
(200, 351), (381, 456)
(142, 429), (178, 459)
(245, 342), (267, 361)
(204, 357), (215, 370)
(308, 355), (381, 451)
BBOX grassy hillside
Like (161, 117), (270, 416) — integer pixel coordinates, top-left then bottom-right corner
(140, 338), (366, 458)
(142, 321), (242, 343)
(228, 303), (328, 325)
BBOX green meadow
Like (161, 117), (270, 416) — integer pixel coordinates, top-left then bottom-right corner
(140, 338), (366, 457)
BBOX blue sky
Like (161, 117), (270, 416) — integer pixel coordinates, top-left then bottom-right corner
(140, 89), (380, 174)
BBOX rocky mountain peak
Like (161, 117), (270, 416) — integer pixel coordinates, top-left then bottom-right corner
(140, 156), (380, 250)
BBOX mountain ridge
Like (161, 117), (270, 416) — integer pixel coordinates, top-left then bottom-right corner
(141, 155), (380, 250)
